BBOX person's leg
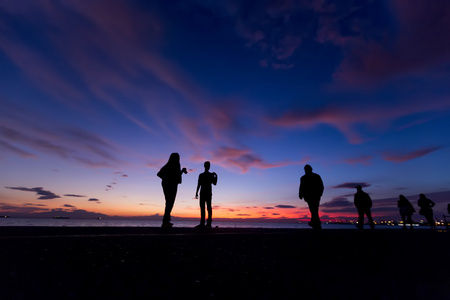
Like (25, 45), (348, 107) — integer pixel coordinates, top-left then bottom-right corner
(199, 196), (206, 226)
(206, 196), (212, 227)
(162, 183), (177, 225)
(426, 213), (435, 229)
(366, 209), (375, 229)
(401, 214), (407, 229)
(357, 208), (364, 229)
(406, 214), (413, 229)
(307, 199), (321, 229)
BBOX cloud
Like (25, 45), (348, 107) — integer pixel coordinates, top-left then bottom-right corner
(321, 197), (354, 213)
(263, 207), (275, 209)
(63, 204), (75, 208)
(5, 186), (60, 200)
(0, 203), (50, 214)
(24, 203), (47, 207)
(64, 194), (86, 198)
(382, 146), (443, 163)
(329, 0), (450, 87)
(113, 172), (129, 178)
(214, 1), (314, 70)
(274, 205), (297, 209)
(332, 182), (370, 189)
(0, 140), (36, 158)
(207, 146), (299, 173)
(344, 155), (373, 166)
(88, 198), (100, 202)
(0, 101), (124, 168)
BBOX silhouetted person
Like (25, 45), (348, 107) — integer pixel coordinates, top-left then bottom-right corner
(397, 195), (415, 229)
(299, 164), (324, 230)
(195, 161), (217, 228)
(157, 153), (187, 228)
(354, 186), (375, 230)
(418, 193), (435, 229)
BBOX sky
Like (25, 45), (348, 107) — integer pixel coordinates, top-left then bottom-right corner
(1, 0), (450, 222)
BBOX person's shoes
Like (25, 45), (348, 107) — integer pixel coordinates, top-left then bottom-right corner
(195, 223), (205, 228)
(161, 222), (173, 228)
(308, 221), (321, 230)
(205, 223), (212, 228)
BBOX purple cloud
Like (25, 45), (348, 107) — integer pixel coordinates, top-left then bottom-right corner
(5, 186), (60, 200)
(275, 205), (297, 209)
(207, 146), (301, 173)
(332, 182), (370, 189)
(382, 146), (443, 163)
(64, 194), (86, 198)
(344, 155), (373, 166)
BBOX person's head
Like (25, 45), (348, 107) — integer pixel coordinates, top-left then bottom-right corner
(204, 161), (210, 171)
(419, 193), (426, 200)
(355, 185), (362, 192)
(399, 195), (407, 201)
(304, 164), (313, 174)
(167, 153), (180, 165)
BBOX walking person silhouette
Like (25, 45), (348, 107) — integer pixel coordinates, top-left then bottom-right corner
(157, 153), (187, 228)
(195, 161), (217, 228)
(418, 193), (436, 229)
(354, 185), (375, 230)
(299, 164), (324, 230)
(397, 195), (415, 229)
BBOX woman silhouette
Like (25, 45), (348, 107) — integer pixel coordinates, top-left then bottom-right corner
(157, 153), (187, 228)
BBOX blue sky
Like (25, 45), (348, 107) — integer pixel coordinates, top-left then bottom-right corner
(1, 0), (450, 221)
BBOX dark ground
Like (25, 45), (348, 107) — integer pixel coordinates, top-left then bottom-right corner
(0, 227), (449, 300)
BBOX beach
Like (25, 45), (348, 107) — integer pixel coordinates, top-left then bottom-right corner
(1, 227), (449, 299)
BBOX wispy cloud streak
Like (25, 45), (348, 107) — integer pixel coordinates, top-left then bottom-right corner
(382, 146), (443, 163)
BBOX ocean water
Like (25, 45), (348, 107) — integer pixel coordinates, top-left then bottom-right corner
(0, 217), (404, 230)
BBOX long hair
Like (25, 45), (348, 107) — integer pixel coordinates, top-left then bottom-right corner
(158, 153), (182, 184)
(165, 153), (180, 169)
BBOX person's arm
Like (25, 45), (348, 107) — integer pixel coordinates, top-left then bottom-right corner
(367, 194), (373, 208)
(299, 178), (303, 199)
(212, 172), (217, 185)
(319, 176), (324, 197)
(195, 175), (200, 199)
(157, 166), (165, 180)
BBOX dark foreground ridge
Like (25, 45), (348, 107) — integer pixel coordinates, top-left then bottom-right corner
(1, 227), (449, 299)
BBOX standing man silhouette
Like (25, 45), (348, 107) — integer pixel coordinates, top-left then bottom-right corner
(354, 185), (375, 230)
(299, 164), (324, 230)
(195, 161), (218, 228)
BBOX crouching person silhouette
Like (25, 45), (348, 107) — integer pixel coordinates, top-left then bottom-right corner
(195, 161), (217, 228)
